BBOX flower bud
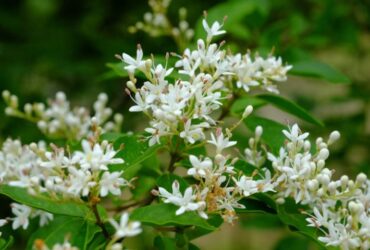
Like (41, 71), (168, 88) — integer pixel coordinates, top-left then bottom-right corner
(317, 148), (329, 161)
(356, 173), (367, 185)
(255, 126), (263, 139)
(242, 105), (253, 118)
(328, 131), (340, 145)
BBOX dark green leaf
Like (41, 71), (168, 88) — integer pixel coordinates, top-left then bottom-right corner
(130, 203), (215, 230)
(290, 61), (350, 84)
(154, 236), (177, 250)
(277, 199), (325, 247)
(257, 94), (323, 126)
(231, 97), (267, 115)
(237, 198), (276, 214)
(0, 186), (93, 220)
(185, 214), (223, 240)
(157, 174), (189, 193)
(112, 134), (163, 171)
(244, 116), (286, 153)
(26, 216), (101, 250)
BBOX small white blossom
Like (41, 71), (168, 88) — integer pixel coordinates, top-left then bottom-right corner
(109, 213), (142, 239)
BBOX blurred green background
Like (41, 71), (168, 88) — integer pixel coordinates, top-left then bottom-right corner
(0, 0), (369, 249)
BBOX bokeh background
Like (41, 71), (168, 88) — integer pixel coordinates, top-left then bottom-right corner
(0, 0), (369, 249)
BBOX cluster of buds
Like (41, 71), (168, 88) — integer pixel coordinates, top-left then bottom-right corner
(267, 124), (370, 249)
(2, 91), (123, 141)
(128, 0), (194, 50)
(121, 19), (291, 147)
(156, 128), (275, 223)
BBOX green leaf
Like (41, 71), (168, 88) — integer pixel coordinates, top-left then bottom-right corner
(290, 60), (350, 84)
(244, 116), (286, 153)
(157, 174), (189, 193)
(0, 236), (14, 250)
(0, 186), (93, 220)
(26, 216), (101, 250)
(234, 160), (258, 176)
(130, 203), (215, 230)
(230, 97), (267, 115)
(112, 134), (162, 171)
(276, 199), (325, 248)
(257, 94), (323, 126)
(185, 214), (223, 240)
(237, 198), (276, 214)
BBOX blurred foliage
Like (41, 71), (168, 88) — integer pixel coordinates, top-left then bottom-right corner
(0, 0), (369, 249)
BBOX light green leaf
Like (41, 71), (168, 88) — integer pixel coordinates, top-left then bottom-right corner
(106, 62), (128, 77)
(26, 216), (101, 250)
(290, 60), (350, 84)
(257, 94), (323, 126)
(244, 116), (286, 153)
(130, 203), (215, 230)
(0, 186), (93, 219)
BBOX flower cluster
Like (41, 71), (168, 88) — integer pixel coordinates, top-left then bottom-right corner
(0, 138), (126, 199)
(157, 128), (275, 223)
(268, 124), (370, 249)
(2, 91), (123, 140)
(122, 19), (291, 146)
(33, 239), (78, 250)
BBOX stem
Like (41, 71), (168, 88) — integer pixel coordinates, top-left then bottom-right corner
(109, 195), (155, 212)
(168, 152), (181, 173)
(90, 199), (110, 239)
(218, 95), (236, 121)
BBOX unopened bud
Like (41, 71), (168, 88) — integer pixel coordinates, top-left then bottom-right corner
(127, 81), (137, 92)
(2, 90), (10, 100)
(328, 131), (340, 145)
(356, 173), (367, 185)
(242, 105), (253, 118)
(255, 126), (263, 139)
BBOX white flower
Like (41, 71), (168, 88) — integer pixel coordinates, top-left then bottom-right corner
(32, 210), (54, 227)
(109, 213), (142, 239)
(121, 45), (146, 74)
(67, 167), (96, 197)
(99, 171), (127, 197)
(158, 181), (204, 215)
(76, 140), (124, 171)
(51, 240), (79, 250)
(202, 19), (226, 41)
(179, 120), (209, 144)
(0, 219), (7, 227)
(11, 203), (32, 230)
(282, 124), (309, 143)
(187, 155), (212, 177)
(208, 130), (237, 154)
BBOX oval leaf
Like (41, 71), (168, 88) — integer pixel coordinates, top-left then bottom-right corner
(257, 94), (323, 126)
